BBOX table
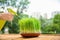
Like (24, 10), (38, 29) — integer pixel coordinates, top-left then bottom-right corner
(0, 34), (60, 40)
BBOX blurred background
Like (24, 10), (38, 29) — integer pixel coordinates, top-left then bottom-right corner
(0, 0), (60, 34)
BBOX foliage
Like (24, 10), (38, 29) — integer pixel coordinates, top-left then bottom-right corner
(8, 15), (20, 34)
(53, 14), (60, 33)
(0, 0), (30, 34)
(17, 0), (30, 14)
(18, 18), (41, 33)
(41, 13), (60, 34)
(40, 15), (47, 27)
(0, 0), (7, 6)
(41, 23), (56, 34)
(40, 15), (56, 34)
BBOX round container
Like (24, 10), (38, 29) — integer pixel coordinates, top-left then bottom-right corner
(21, 33), (40, 37)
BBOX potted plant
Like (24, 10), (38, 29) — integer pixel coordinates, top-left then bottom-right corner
(18, 18), (41, 37)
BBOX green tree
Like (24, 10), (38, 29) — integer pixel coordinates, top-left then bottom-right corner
(0, 0), (30, 34)
(0, 0), (7, 6)
(40, 15), (56, 34)
(7, 0), (30, 33)
(53, 14), (60, 33)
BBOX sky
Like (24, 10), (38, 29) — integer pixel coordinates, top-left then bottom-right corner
(26, 0), (60, 19)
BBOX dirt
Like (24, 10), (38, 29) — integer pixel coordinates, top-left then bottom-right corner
(0, 34), (60, 40)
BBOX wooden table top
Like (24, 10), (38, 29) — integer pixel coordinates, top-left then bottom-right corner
(0, 34), (60, 40)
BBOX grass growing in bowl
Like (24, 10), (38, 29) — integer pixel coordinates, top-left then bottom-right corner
(18, 18), (41, 37)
